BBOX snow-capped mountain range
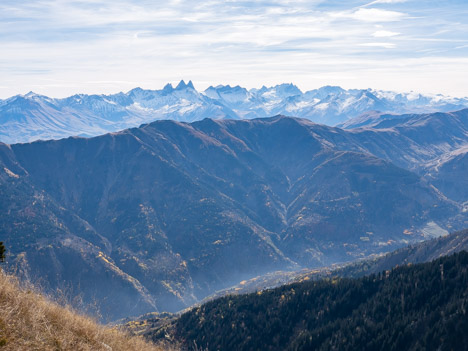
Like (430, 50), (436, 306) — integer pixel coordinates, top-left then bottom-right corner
(1, 80), (467, 144)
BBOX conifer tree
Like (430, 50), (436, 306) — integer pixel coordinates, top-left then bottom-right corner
(0, 241), (5, 263)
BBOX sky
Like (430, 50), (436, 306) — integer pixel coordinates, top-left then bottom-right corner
(0, 0), (467, 98)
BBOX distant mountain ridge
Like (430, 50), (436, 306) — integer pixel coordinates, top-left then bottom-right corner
(1, 111), (467, 321)
(1, 81), (467, 144)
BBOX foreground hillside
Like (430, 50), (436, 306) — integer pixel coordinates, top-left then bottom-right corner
(153, 251), (468, 351)
(0, 270), (171, 351)
(1, 111), (466, 320)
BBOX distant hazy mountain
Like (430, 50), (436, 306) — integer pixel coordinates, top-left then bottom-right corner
(1, 81), (467, 144)
(1, 111), (466, 321)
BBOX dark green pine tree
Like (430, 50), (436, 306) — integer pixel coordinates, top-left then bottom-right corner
(0, 241), (5, 263)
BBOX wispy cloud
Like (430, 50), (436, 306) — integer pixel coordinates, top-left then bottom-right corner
(360, 42), (397, 48)
(346, 8), (407, 22)
(373, 30), (401, 37)
(0, 0), (467, 98)
(366, 0), (408, 5)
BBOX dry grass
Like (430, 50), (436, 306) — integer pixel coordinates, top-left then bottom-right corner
(0, 270), (174, 351)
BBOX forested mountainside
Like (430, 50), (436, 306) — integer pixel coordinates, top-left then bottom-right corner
(1, 111), (466, 321)
(1, 82), (467, 144)
(338, 228), (468, 278)
(153, 251), (468, 351)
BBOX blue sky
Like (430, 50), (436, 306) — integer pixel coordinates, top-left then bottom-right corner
(1, 0), (467, 98)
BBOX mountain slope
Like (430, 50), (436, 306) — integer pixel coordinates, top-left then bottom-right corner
(0, 144), (160, 320)
(0, 270), (170, 351)
(423, 146), (468, 203)
(0, 113), (466, 321)
(155, 251), (468, 351)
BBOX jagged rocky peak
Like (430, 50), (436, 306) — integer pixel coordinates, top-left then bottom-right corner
(205, 84), (246, 93)
(20, 91), (53, 103)
(24, 91), (39, 98)
(312, 85), (346, 98)
(253, 83), (302, 100)
(162, 83), (174, 93)
(127, 87), (145, 97)
(175, 79), (195, 90)
(203, 84), (251, 103)
(274, 83), (302, 96)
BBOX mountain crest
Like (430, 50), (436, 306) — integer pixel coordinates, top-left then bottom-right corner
(162, 83), (174, 93)
(1, 82), (468, 144)
(176, 80), (195, 90)
(24, 91), (39, 98)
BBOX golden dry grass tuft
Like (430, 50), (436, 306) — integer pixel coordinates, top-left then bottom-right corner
(0, 270), (174, 351)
